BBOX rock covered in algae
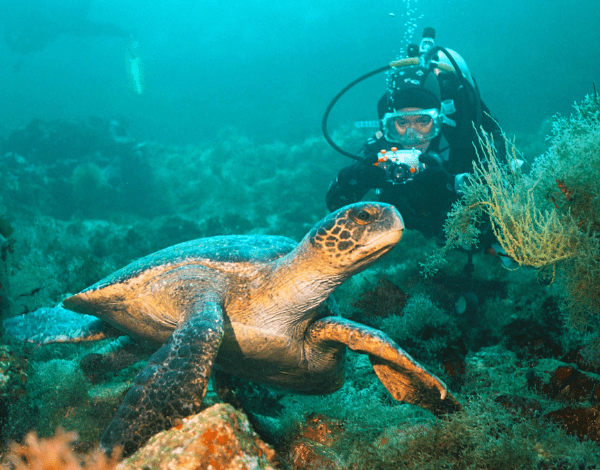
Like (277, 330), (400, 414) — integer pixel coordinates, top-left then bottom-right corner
(118, 404), (278, 470)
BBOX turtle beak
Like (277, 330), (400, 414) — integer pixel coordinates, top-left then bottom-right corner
(368, 204), (404, 249)
(384, 205), (405, 234)
(352, 207), (404, 269)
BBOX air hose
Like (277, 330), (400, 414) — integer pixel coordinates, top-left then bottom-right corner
(321, 57), (455, 161)
(321, 65), (391, 161)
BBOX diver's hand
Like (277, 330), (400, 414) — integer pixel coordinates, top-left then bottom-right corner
(339, 158), (386, 189)
(416, 153), (454, 189)
(326, 157), (385, 212)
(360, 157), (387, 187)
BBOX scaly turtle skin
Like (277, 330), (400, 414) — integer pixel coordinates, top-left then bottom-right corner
(5, 202), (460, 456)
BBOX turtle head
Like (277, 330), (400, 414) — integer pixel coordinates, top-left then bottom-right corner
(306, 202), (404, 275)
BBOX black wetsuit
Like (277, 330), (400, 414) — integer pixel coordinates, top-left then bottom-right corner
(326, 72), (505, 239)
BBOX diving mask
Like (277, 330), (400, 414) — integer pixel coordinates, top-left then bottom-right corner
(382, 101), (456, 145)
(382, 108), (441, 145)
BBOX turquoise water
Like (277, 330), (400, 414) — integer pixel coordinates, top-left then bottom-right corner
(1, 0), (598, 144)
(1, 1), (600, 467)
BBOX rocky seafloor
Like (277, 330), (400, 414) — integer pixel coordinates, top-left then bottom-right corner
(0, 117), (599, 469)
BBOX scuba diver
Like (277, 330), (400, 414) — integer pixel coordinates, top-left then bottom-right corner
(324, 27), (506, 241)
(323, 27), (510, 315)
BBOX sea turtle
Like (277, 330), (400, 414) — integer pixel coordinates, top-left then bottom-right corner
(5, 202), (460, 456)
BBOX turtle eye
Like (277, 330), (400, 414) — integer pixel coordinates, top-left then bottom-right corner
(350, 208), (374, 225)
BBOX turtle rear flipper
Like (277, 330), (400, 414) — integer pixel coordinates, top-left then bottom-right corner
(307, 317), (461, 416)
(100, 294), (224, 457)
(3, 305), (122, 343)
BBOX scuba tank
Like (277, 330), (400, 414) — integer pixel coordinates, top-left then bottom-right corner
(322, 27), (482, 161)
(417, 29), (483, 148)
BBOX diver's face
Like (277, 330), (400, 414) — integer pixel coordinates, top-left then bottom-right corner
(393, 107), (433, 151)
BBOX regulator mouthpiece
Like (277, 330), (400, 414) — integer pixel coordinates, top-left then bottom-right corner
(419, 27), (436, 54)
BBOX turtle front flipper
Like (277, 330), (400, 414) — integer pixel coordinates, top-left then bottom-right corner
(100, 294), (225, 457)
(306, 317), (461, 416)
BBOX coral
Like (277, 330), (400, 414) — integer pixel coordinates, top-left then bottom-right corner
(427, 133), (583, 274)
(428, 94), (600, 335)
(23, 360), (90, 438)
(367, 293), (461, 377)
(281, 413), (346, 469)
(344, 398), (600, 470)
(5, 112), (600, 468)
(351, 277), (408, 320)
(377, 294), (454, 343)
(0, 345), (28, 401)
(545, 406), (600, 443)
(69, 163), (111, 212)
(0, 216), (14, 240)
(501, 317), (563, 359)
(471, 134), (582, 269)
(0, 428), (120, 470)
(0, 118), (160, 219)
(149, 131), (341, 240)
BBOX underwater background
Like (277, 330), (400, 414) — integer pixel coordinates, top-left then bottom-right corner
(1, 0), (600, 468)
(1, 0), (599, 144)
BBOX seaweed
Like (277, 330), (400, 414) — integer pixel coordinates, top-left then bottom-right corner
(425, 94), (600, 336)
